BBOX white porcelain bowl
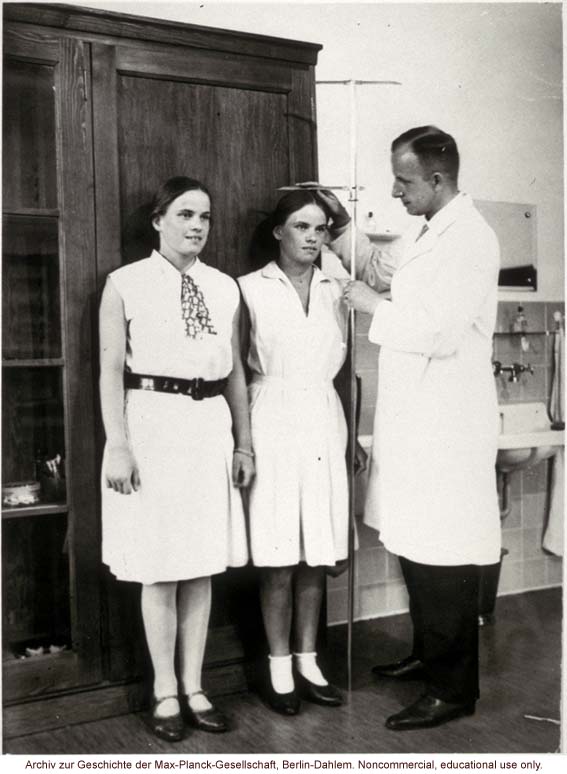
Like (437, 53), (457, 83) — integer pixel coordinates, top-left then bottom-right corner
(497, 402), (564, 472)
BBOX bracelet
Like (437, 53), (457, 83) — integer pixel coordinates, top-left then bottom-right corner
(234, 448), (255, 458)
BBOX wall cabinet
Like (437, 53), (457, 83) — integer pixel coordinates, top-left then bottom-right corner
(475, 200), (538, 290)
(2, 1), (321, 738)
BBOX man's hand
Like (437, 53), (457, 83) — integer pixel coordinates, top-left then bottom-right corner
(343, 280), (381, 315)
(315, 189), (351, 230)
(293, 182), (351, 230)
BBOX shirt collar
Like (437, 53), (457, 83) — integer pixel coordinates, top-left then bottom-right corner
(260, 260), (330, 287)
(424, 192), (472, 237)
(150, 250), (204, 279)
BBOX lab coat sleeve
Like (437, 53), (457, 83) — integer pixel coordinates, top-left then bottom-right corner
(368, 223), (499, 358)
(330, 226), (397, 291)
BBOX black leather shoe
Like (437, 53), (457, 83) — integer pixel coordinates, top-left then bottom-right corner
(386, 694), (476, 731)
(144, 696), (184, 742)
(181, 692), (228, 733)
(263, 685), (301, 715)
(371, 656), (425, 680)
(296, 672), (343, 707)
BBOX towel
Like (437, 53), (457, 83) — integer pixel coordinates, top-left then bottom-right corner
(548, 311), (565, 429)
(543, 312), (565, 556)
(543, 447), (564, 556)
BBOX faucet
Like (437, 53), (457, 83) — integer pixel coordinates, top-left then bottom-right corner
(492, 361), (534, 383)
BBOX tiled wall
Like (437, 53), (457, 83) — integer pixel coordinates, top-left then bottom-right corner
(327, 300), (564, 626)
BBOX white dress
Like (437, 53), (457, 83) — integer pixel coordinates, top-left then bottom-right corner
(102, 251), (248, 584)
(238, 261), (349, 567)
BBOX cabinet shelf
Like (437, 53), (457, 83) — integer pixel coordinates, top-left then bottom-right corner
(3, 208), (59, 219)
(365, 231), (400, 242)
(3, 647), (71, 668)
(3, 358), (65, 368)
(2, 503), (68, 520)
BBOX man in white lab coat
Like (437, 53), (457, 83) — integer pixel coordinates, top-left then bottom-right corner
(326, 126), (501, 730)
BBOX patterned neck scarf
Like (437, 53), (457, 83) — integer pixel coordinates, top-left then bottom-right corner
(180, 273), (217, 339)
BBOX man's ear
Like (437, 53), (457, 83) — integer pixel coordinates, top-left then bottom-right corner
(432, 172), (443, 188)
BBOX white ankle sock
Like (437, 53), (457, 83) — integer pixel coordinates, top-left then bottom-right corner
(294, 651), (328, 686)
(154, 696), (180, 718)
(186, 690), (212, 712)
(268, 654), (294, 694)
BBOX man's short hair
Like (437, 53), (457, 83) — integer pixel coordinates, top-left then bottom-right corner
(392, 126), (459, 182)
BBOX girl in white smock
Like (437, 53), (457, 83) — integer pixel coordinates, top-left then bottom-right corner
(238, 190), (351, 715)
(100, 177), (254, 742)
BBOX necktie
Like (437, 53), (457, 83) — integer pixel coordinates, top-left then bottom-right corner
(180, 273), (217, 339)
(416, 223), (429, 241)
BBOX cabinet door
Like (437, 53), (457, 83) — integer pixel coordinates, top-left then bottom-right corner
(2, 29), (101, 703)
(92, 41), (317, 280)
(90, 41), (318, 685)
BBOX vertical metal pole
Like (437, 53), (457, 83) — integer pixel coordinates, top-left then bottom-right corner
(346, 79), (358, 695)
(316, 77), (401, 696)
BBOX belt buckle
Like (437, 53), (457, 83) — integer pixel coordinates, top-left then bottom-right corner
(192, 377), (204, 400)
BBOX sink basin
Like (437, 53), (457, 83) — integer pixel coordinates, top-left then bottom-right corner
(497, 402), (564, 471)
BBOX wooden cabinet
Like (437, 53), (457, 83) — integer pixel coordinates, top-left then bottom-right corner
(2, 1), (320, 738)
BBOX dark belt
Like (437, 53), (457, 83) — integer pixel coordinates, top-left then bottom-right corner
(124, 372), (228, 400)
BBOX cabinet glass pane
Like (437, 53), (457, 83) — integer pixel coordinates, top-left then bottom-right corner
(2, 215), (61, 360)
(2, 59), (57, 210)
(1, 368), (66, 502)
(2, 514), (71, 660)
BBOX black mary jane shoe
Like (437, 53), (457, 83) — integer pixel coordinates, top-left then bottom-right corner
(144, 696), (185, 742)
(181, 691), (229, 733)
(263, 684), (301, 716)
(371, 655), (425, 680)
(295, 672), (343, 707)
(385, 694), (476, 731)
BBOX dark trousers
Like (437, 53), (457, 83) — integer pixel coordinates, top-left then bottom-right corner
(399, 556), (480, 704)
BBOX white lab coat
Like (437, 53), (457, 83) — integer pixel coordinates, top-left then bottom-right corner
(333, 193), (501, 566)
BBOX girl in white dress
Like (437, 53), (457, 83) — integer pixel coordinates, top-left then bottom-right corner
(238, 191), (351, 714)
(99, 177), (254, 742)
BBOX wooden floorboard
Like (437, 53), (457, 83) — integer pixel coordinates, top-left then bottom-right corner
(3, 588), (561, 754)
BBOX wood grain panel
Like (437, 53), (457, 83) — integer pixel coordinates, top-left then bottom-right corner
(116, 45), (292, 93)
(4, 3), (321, 66)
(57, 36), (101, 685)
(116, 75), (290, 277)
(287, 66), (319, 185)
(91, 43), (122, 283)
(2, 23), (59, 61)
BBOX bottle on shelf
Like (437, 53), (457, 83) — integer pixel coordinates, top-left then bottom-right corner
(512, 305), (527, 332)
(363, 211), (377, 233)
(512, 305), (530, 352)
